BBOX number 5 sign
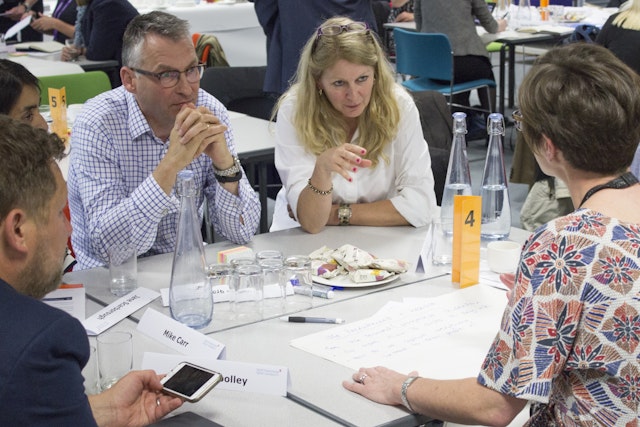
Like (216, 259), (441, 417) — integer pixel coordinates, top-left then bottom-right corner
(48, 87), (68, 145)
(452, 195), (481, 288)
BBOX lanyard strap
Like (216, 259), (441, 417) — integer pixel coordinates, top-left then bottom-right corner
(579, 171), (639, 208)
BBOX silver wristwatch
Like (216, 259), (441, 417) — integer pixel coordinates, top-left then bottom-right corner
(214, 157), (241, 177)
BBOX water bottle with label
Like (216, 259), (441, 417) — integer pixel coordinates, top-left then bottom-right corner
(480, 113), (511, 240)
(440, 112), (473, 235)
(169, 170), (213, 329)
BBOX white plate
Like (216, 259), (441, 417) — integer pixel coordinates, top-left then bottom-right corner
(312, 274), (400, 288)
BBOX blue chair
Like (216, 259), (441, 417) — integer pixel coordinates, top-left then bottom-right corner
(393, 28), (496, 113)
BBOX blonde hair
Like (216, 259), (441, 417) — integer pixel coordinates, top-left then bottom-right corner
(276, 16), (400, 167)
(613, 0), (640, 30)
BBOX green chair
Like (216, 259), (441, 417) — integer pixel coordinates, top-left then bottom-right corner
(39, 71), (112, 105)
(486, 41), (505, 53)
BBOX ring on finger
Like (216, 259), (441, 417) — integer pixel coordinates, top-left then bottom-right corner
(358, 373), (368, 384)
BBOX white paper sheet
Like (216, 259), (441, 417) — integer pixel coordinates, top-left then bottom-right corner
(5, 15), (32, 40)
(290, 285), (508, 380)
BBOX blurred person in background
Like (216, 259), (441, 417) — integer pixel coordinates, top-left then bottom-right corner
(414, 0), (507, 113)
(60, 0), (138, 86)
(0, 0), (44, 42)
(596, 0), (640, 75)
(28, 0), (77, 43)
(251, 0), (376, 97)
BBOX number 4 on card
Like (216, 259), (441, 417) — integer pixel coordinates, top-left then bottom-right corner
(452, 195), (481, 288)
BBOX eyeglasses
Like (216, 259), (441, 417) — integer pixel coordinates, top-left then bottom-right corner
(512, 109), (523, 132)
(316, 22), (369, 37)
(131, 64), (205, 88)
(312, 22), (369, 53)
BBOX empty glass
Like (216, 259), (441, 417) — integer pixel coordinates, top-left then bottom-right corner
(283, 255), (314, 311)
(231, 264), (264, 321)
(259, 258), (286, 315)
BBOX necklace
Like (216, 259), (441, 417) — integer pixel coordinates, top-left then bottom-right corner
(578, 171), (639, 208)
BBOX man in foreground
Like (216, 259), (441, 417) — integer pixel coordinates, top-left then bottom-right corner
(0, 116), (183, 425)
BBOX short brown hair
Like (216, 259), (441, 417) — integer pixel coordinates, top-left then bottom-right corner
(0, 116), (65, 223)
(518, 43), (640, 174)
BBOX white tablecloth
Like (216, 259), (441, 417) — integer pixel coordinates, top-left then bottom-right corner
(136, 2), (267, 66)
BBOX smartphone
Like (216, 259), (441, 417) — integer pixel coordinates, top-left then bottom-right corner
(161, 362), (223, 402)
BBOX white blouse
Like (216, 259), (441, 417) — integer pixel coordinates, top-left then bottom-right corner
(272, 85), (437, 231)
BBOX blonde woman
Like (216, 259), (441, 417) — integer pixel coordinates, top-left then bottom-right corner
(596, 0), (640, 75)
(272, 16), (437, 233)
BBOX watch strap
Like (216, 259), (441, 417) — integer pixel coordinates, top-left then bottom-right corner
(214, 157), (241, 177)
(214, 170), (242, 183)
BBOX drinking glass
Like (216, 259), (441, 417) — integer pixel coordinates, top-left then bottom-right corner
(231, 264), (264, 321)
(64, 39), (82, 61)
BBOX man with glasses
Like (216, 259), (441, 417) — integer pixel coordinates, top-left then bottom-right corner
(67, 11), (261, 270)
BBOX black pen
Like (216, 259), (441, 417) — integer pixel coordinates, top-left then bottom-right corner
(280, 316), (345, 324)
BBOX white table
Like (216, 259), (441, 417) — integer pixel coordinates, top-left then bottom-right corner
(136, 2), (266, 66)
(66, 224), (441, 333)
(3, 54), (84, 76)
(84, 299), (341, 427)
(73, 226), (531, 426)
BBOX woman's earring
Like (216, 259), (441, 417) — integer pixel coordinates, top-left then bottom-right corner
(318, 88), (323, 96)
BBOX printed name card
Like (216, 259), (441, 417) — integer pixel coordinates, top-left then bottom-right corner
(159, 283), (294, 306)
(83, 287), (160, 335)
(142, 352), (290, 397)
(137, 308), (226, 360)
(452, 195), (481, 288)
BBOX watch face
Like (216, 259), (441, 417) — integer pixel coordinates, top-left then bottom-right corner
(339, 205), (351, 224)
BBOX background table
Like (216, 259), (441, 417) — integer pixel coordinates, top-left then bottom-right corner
(2, 54), (84, 76)
(136, 2), (266, 67)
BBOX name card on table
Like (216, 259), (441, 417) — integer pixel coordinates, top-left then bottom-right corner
(48, 87), (68, 145)
(159, 283), (294, 306)
(452, 195), (481, 288)
(137, 308), (226, 360)
(83, 287), (160, 336)
(142, 352), (290, 397)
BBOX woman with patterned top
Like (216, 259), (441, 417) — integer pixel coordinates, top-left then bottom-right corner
(343, 43), (640, 426)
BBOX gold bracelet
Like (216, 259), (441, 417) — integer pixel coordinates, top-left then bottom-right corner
(307, 178), (333, 196)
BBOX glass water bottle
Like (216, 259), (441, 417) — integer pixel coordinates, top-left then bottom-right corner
(480, 113), (511, 240)
(169, 170), (213, 329)
(515, 0), (532, 25)
(493, 0), (509, 20)
(440, 112), (473, 235)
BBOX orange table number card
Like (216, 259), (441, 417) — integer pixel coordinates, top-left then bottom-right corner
(452, 195), (482, 288)
(48, 87), (68, 144)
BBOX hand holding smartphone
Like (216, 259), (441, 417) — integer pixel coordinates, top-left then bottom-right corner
(161, 362), (223, 402)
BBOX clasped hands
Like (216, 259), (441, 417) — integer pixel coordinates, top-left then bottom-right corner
(167, 104), (229, 171)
